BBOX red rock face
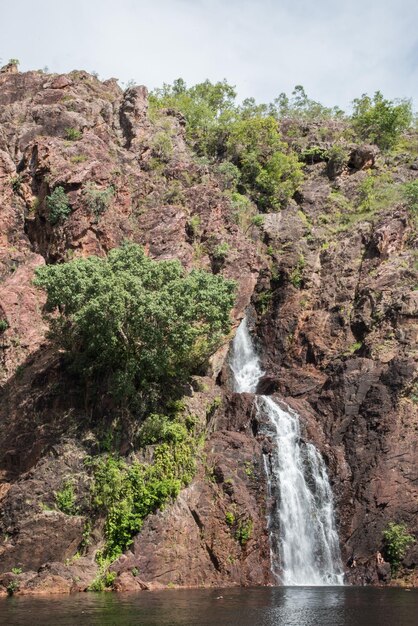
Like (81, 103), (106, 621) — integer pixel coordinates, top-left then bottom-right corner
(0, 68), (417, 594)
(252, 158), (418, 584)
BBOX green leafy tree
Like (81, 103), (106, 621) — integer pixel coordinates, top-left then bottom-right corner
(46, 186), (72, 224)
(150, 78), (237, 157)
(226, 117), (303, 210)
(272, 85), (344, 120)
(351, 91), (412, 150)
(383, 522), (415, 573)
(34, 243), (235, 411)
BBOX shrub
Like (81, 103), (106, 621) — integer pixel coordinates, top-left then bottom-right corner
(229, 192), (257, 231)
(214, 161), (241, 191)
(6, 580), (20, 596)
(46, 186), (72, 224)
(55, 480), (78, 515)
(289, 255), (305, 288)
(11, 567), (22, 575)
(225, 511), (235, 526)
(226, 117), (303, 210)
(186, 215), (201, 241)
(83, 183), (114, 217)
(403, 180), (418, 215)
(11, 175), (22, 193)
(383, 522), (415, 572)
(250, 215), (264, 228)
(70, 154), (88, 163)
(65, 127), (82, 141)
(138, 413), (190, 446)
(356, 172), (400, 215)
(151, 131), (173, 161)
(212, 242), (230, 261)
(300, 145), (328, 164)
(89, 411), (199, 560)
(351, 92), (412, 150)
(149, 78), (237, 157)
(0, 319), (9, 333)
(34, 243), (235, 412)
(235, 518), (253, 546)
(326, 144), (349, 177)
(88, 568), (116, 592)
(273, 85), (344, 120)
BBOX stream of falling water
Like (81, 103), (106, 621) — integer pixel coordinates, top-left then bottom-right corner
(230, 319), (344, 586)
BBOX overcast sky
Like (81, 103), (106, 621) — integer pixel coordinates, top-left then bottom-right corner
(1, 0), (417, 110)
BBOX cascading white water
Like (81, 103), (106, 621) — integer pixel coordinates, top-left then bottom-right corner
(230, 318), (344, 586)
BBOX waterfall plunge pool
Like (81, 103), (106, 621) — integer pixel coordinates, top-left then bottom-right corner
(1, 587), (417, 626)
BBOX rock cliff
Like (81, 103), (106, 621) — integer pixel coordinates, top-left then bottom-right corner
(0, 67), (416, 594)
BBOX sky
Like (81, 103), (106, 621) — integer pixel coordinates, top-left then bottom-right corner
(1, 0), (417, 111)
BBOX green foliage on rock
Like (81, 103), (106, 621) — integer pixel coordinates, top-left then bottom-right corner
(150, 79), (303, 211)
(11, 175), (22, 193)
(289, 254), (306, 288)
(383, 522), (415, 572)
(88, 566), (116, 592)
(46, 186), (72, 224)
(235, 518), (253, 546)
(273, 85), (345, 120)
(65, 127), (82, 141)
(6, 580), (20, 596)
(225, 511), (235, 526)
(55, 480), (78, 515)
(150, 78), (237, 157)
(403, 180), (418, 216)
(34, 243), (235, 412)
(226, 116), (303, 210)
(351, 91), (413, 150)
(151, 130), (174, 161)
(89, 410), (200, 560)
(83, 183), (114, 217)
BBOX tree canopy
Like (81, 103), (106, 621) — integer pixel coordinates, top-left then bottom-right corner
(351, 91), (413, 150)
(34, 243), (235, 411)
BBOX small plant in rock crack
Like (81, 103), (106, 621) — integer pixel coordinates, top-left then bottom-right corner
(55, 480), (78, 515)
(83, 183), (115, 218)
(65, 127), (82, 141)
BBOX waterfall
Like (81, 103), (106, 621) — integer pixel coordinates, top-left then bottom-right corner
(230, 318), (344, 586)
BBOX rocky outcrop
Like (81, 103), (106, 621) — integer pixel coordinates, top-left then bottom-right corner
(0, 67), (416, 592)
(0, 68), (266, 592)
(253, 152), (418, 583)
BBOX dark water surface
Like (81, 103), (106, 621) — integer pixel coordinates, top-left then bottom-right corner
(0, 586), (417, 626)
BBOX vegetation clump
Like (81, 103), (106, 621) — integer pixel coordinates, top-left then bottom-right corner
(150, 79), (303, 211)
(351, 91), (412, 150)
(83, 183), (114, 217)
(403, 180), (418, 217)
(55, 480), (78, 515)
(65, 127), (83, 141)
(383, 522), (415, 573)
(89, 409), (200, 560)
(46, 186), (72, 224)
(34, 243), (235, 413)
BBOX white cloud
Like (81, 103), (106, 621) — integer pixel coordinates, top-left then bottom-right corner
(1, 0), (417, 110)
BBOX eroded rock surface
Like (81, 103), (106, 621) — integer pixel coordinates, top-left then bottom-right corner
(0, 67), (417, 593)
